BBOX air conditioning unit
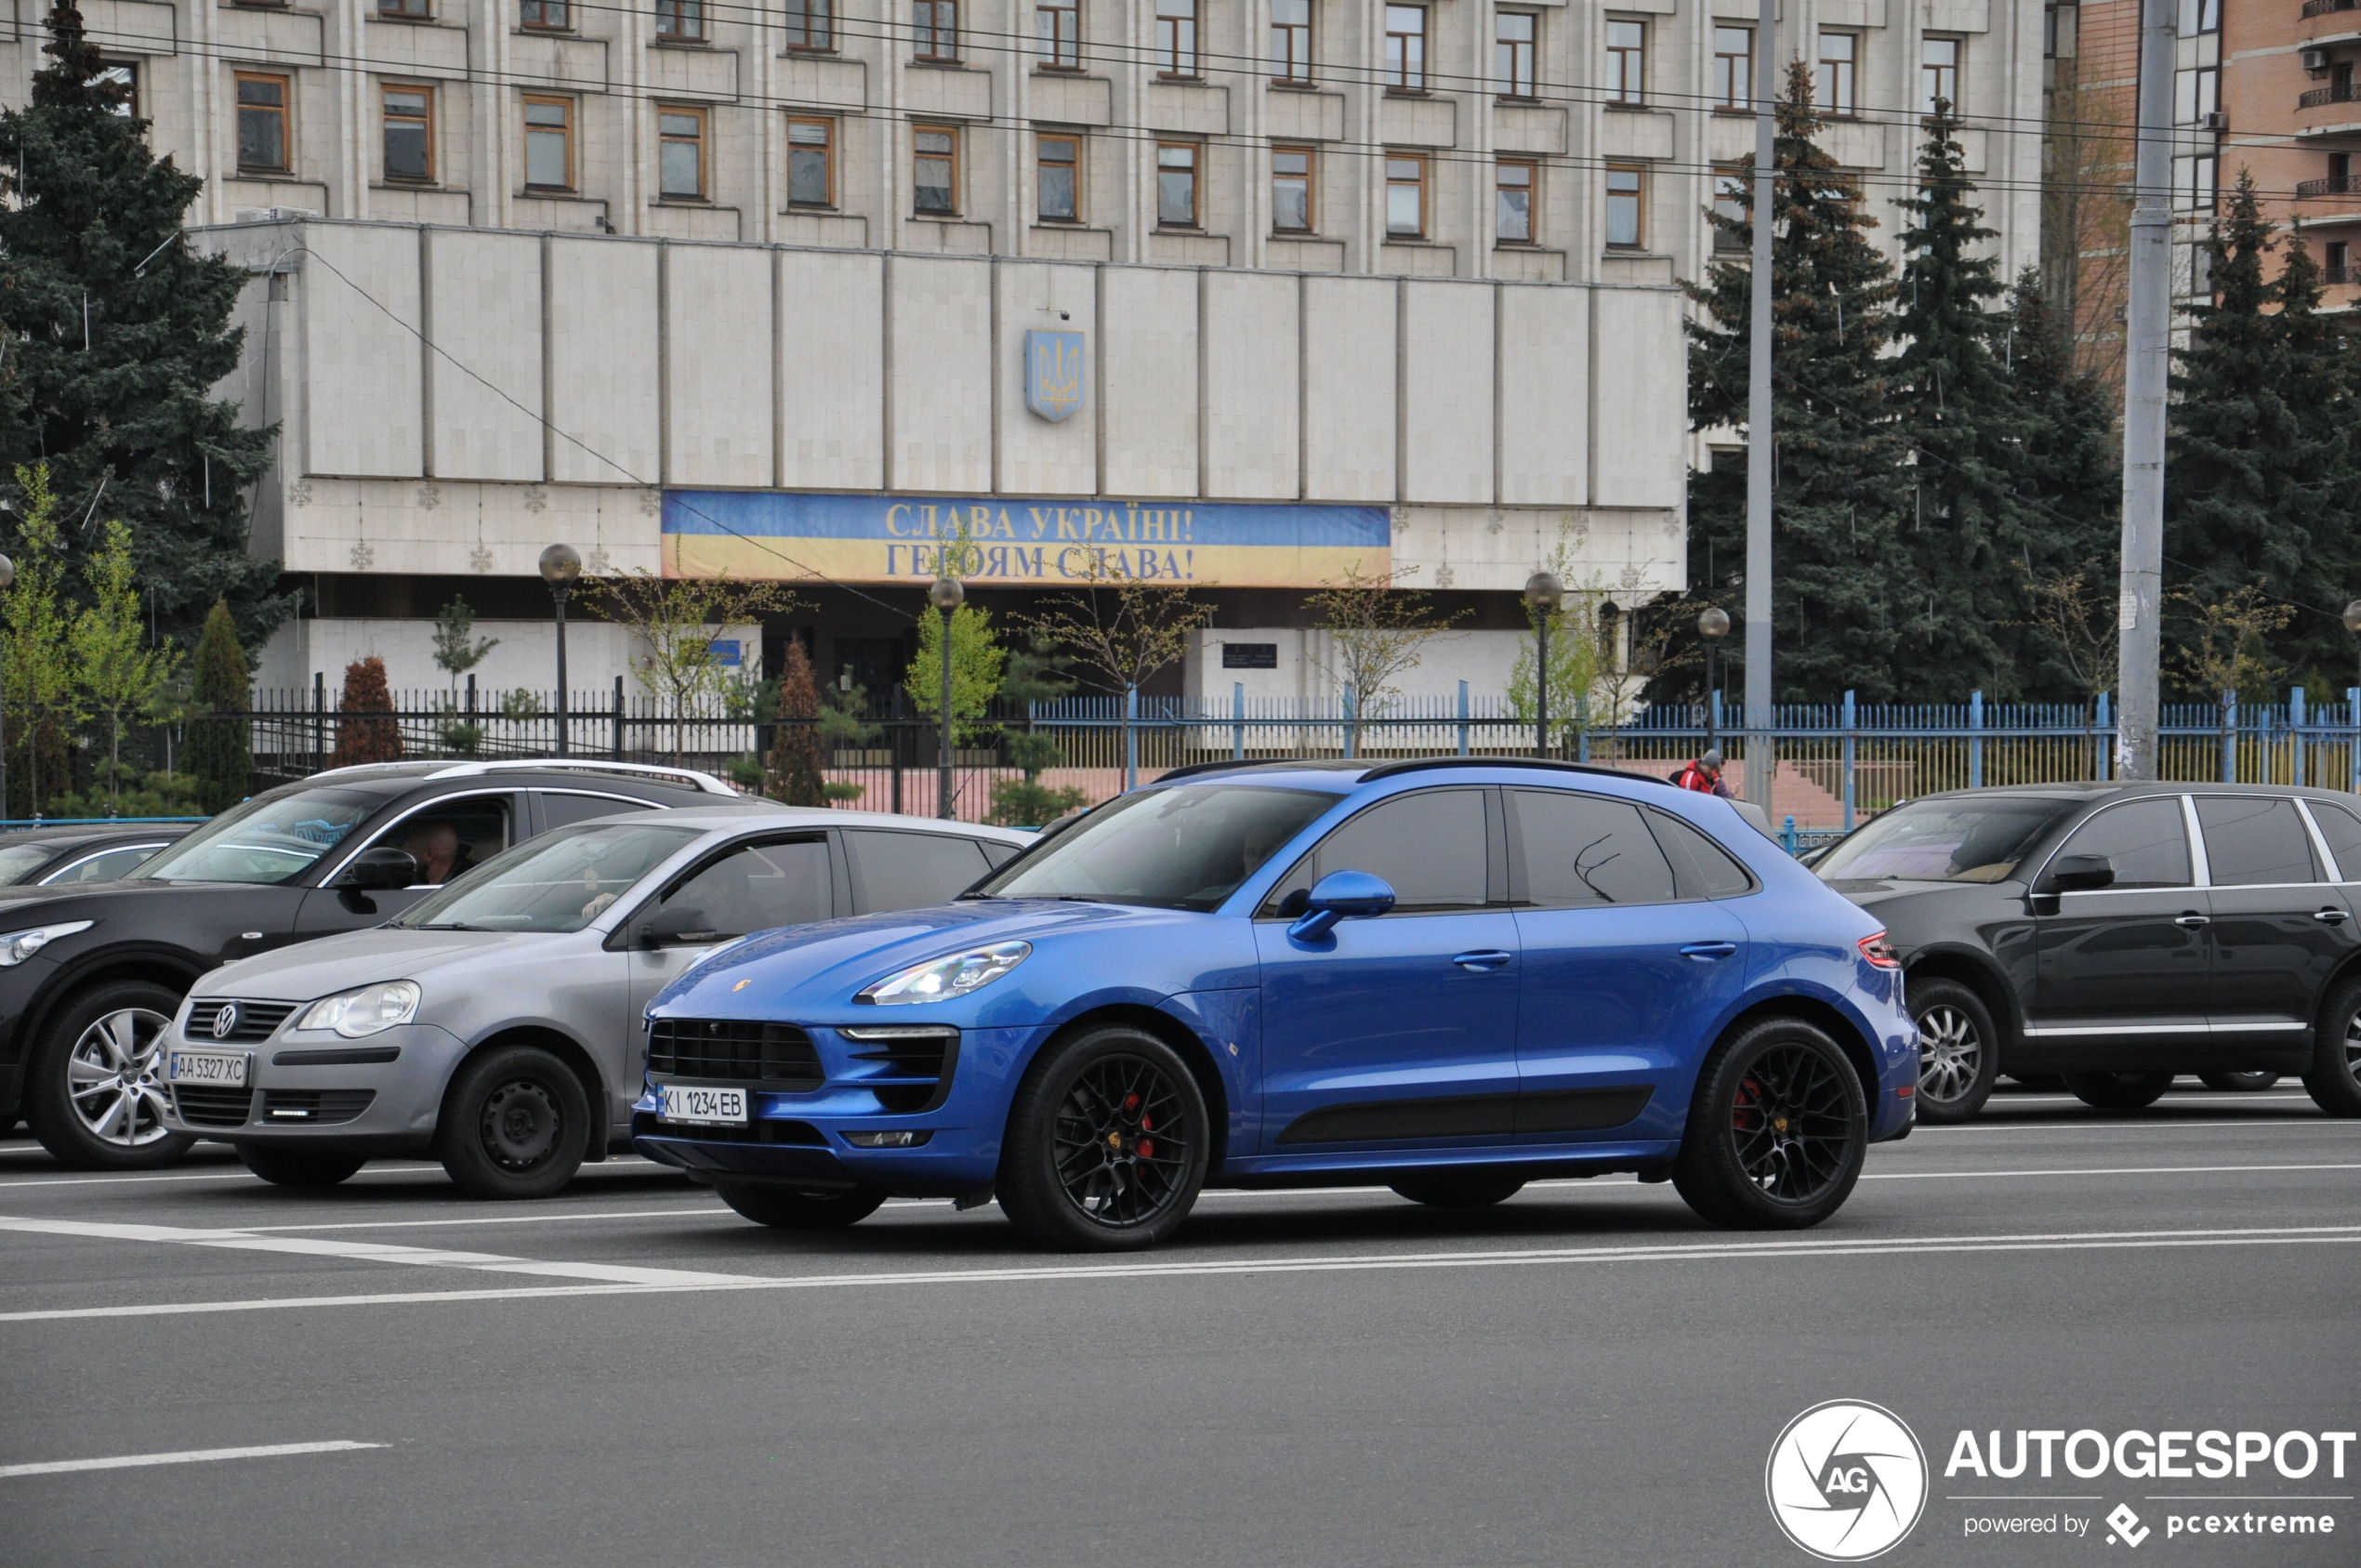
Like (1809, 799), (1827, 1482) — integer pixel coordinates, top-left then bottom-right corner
(2204, 110), (2229, 130)
(2302, 46), (2329, 71)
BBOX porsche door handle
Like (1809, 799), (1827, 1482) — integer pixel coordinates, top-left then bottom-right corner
(1680, 942), (1740, 960)
(2174, 914), (2211, 929)
(1453, 950), (1513, 971)
(2316, 908), (2350, 925)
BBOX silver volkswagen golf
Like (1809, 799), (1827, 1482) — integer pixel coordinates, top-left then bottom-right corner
(158, 805), (1030, 1197)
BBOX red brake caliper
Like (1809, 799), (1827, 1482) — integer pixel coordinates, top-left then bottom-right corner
(1733, 1076), (1765, 1135)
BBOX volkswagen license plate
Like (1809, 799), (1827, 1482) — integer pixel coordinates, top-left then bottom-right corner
(658, 1084), (747, 1126)
(167, 1049), (247, 1087)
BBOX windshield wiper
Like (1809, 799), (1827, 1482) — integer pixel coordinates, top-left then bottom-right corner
(409, 920), (484, 930)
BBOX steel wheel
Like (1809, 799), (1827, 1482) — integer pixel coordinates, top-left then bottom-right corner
(479, 1076), (563, 1173)
(1050, 1052), (1195, 1230)
(1727, 1043), (1854, 1206)
(64, 1007), (176, 1150)
(1916, 1003), (1982, 1108)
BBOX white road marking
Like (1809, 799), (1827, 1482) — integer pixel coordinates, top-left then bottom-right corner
(0, 1216), (764, 1286)
(5, 1223), (2356, 1323)
(0, 1441), (384, 1479)
(1861, 1161), (2361, 1180)
(0, 1157), (666, 1192)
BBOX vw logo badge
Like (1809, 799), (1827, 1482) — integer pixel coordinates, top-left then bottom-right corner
(210, 1004), (238, 1040)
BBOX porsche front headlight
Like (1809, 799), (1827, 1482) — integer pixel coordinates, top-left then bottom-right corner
(297, 980), (420, 1037)
(855, 942), (1032, 1006)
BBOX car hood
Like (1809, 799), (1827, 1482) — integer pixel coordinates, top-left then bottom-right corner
(0, 877), (295, 925)
(190, 926), (574, 1002)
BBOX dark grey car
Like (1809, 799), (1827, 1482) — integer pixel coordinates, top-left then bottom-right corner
(1815, 781), (2361, 1120)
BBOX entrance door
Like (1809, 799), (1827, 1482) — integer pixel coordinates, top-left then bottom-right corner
(2031, 796), (2210, 1054)
(1253, 788), (1521, 1152)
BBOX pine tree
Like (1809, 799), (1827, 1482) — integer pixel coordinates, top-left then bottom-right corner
(184, 599), (251, 813)
(1676, 62), (1914, 704)
(0, 2), (293, 652)
(1890, 102), (2034, 699)
(2263, 231), (2355, 687)
(764, 639), (828, 807)
(329, 657), (403, 767)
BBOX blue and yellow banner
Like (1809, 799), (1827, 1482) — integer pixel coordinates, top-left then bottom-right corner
(662, 491), (1391, 588)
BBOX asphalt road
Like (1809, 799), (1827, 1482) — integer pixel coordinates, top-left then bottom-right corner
(4, 1081), (2356, 1568)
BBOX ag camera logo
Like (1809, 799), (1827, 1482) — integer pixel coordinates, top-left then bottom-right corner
(1766, 1400), (1930, 1561)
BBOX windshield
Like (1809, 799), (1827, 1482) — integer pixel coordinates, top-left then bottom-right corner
(130, 788), (379, 885)
(1816, 797), (2078, 884)
(394, 822), (700, 933)
(969, 784), (1338, 911)
(0, 844), (57, 885)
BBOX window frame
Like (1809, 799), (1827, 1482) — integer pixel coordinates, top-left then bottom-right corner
(1495, 156), (1536, 244)
(1921, 35), (1961, 115)
(1155, 138), (1201, 228)
(1711, 165), (1748, 251)
(913, 0), (959, 62)
(1036, 0), (1080, 68)
(378, 0), (431, 18)
(1604, 163), (1645, 250)
(1384, 4), (1427, 92)
(1259, 787), (1500, 918)
(1817, 31), (1858, 117)
(1155, 0), (1200, 79)
(913, 121), (961, 215)
(2178, 0), (2221, 35)
(1605, 18), (1646, 105)
(1272, 143), (1314, 233)
(787, 113), (836, 207)
(1496, 11), (1537, 99)
(522, 93), (574, 191)
(1712, 25), (1753, 110)
(234, 71), (293, 176)
(784, 0), (832, 50)
(656, 102), (708, 201)
(1036, 131), (1082, 223)
(97, 60), (140, 118)
(380, 82), (435, 184)
(654, 0), (705, 43)
(520, 0), (571, 30)
(1271, 0), (1312, 85)
(1385, 152), (1428, 240)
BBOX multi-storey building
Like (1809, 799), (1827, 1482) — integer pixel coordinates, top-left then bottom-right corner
(5, 1), (2043, 702)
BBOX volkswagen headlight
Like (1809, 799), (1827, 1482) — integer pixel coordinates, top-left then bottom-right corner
(856, 942), (1032, 1006)
(0, 920), (93, 967)
(297, 980), (421, 1037)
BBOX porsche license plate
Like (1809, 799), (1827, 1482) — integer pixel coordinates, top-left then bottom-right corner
(658, 1084), (747, 1126)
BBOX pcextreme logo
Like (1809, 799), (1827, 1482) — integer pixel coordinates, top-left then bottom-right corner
(1766, 1400), (1932, 1561)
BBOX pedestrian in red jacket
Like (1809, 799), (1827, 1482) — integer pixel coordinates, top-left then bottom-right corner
(1675, 749), (1730, 797)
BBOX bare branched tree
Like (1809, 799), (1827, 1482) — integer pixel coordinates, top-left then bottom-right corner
(2026, 572), (2120, 703)
(1303, 562), (1467, 756)
(581, 569), (798, 764)
(1022, 559), (1214, 782)
(2170, 586), (2294, 713)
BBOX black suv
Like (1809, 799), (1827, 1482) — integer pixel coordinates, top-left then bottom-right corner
(1815, 781), (2361, 1121)
(0, 760), (739, 1167)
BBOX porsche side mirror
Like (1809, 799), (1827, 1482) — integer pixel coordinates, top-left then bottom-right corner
(334, 847), (420, 891)
(1287, 870), (1396, 942)
(2044, 853), (2115, 893)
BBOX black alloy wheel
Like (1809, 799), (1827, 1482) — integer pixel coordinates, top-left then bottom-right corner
(1390, 1172), (1528, 1207)
(2063, 1071), (2175, 1112)
(1673, 1017), (1868, 1230)
(2302, 976), (2361, 1117)
(1910, 979), (2000, 1124)
(2198, 1071), (2280, 1092)
(998, 1026), (1209, 1251)
(238, 1144), (367, 1189)
(435, 1045), (590, 1199)
(715, 1180), (887, 1229)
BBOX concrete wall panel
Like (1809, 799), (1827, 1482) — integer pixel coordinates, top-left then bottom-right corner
(1302, 276), (1396, 503)
(1202, 270), (1299, 500)
(1099, 266), (1197, 497)
(302, 223), (422, 479)
(1591, 289), (1685, 510)
(995, 261), (1097, 496)
(1401, 282), (1494, 506)
(1497, 284), (1588, 507)
(548, 237), (661, 486)
(666, 244), (774, 488)
(890, 255), (993, 494)
(779, 249), (886, 492)
(427, 230), (543, 483)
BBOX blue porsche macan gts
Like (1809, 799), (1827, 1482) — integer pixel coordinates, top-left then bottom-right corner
(631, 758), (1918, 1250)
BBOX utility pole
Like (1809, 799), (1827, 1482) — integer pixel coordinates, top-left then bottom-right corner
(2116, 0), (2175, 779)
(1745, 0), (1777, 807)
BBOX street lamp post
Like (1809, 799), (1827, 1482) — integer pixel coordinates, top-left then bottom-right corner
(0, 553), (14, 822)
(1524, 572), (1563, 760)
(1696, 606), (1730, 753)
(930, 574), (965, 818)
(538, 544), (582, 758)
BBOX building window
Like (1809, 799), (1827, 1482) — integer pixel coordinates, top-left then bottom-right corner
(914, 123), (958, 213)
(380, 0), (429, 17)
(382, 85), (433, 182)
(1712, 167), (1747, 250)
(235, 72), (291, 174)
(1496, 158), (1534, 243)
(1817, 33), (1857, 115)
(1385, 153), (1426, 237)
(1921, 37), (1959, 114)
(1713, 26), (1753, 108)
(2175, 65), (2219, 125)
(521, 0), (569, 28)
(1156, 141), (1198, 226)
(1037, 133), (1080, 221)
(658, 105), (706, 198)
(1155, 0), (1198, 77)
(2178, 0), (2219, 34)
(785, 0), (831, 49)
(2328, 240), (2350, 283)
(523, 95), (573, 189)
(1271, 0), (1312, 84)
(98, 61), (138, 117)
(655, 0), (703, 41)
(1606, 20), (1645, 104)
(914, 0), (957, 61)
(2173, 152), (2217, 212)
(1385, 6), (1426, 91)
(1605, 164), (1644, 248)
(788, 115), (834, 205)
(1036, 0), (1079, 66)
(1496, 12), (1537, 99)
(1273, 145), (1313, 231)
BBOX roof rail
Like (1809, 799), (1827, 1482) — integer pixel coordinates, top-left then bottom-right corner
(1356, 757), (1680, 788)
(417, 759), (740, 796)
(1151, 758), (1370, 784)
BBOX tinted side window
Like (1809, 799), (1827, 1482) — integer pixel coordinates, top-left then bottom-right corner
(2196, 797), (2319, 887)
(978, 839), (1021, 867)
(2054, 798), (2191, 889)
(41, 844), (168, 885)
(1644, 810), (1756, 899)
(2305, 799), (2361, 881)
(540, 791), (657, 830)
(1510, 788), (1676, 906)
(387, 794), (514, 886)
(659, 837), (832, 937)
(1267, 788), (1489, 913)
(845, 829), (993, 913)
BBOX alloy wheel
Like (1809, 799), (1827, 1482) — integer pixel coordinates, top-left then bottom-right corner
(1727, 1044), (1854, 1206)
(1051, 1053), (1195, 1229)
(1916, 1004), (1983, 1107)
(479, 1077), (563, 1172)
(65, 1008), (176, 1149)
(2345, 1009), (2361, 1087)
